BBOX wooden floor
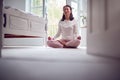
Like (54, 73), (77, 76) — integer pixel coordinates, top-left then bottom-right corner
(0, 47), (120, 80)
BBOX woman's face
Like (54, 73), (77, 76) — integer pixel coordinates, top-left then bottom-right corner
(63, 6), (71, 16)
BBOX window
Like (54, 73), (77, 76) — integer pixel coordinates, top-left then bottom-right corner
(47, 0), (66, 36)
(26, 0), (66, 37)
(26, 0), (44, 17)
(71, 0), (87, 28)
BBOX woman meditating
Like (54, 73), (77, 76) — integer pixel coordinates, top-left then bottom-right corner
(47, 5), (81, 48)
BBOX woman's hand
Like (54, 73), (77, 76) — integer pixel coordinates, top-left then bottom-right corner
(77, 36), (81, 40)
(48, 36), (54, 40)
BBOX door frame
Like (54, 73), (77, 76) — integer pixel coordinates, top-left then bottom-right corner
(0, 0), (3, 58)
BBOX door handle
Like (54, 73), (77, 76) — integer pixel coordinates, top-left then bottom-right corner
(3, 13), (7, 28)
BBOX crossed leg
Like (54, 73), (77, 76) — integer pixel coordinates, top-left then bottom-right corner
(47, 39), (80, 48)
(47, 40), (64, 48)
(65, 39), (80, 48)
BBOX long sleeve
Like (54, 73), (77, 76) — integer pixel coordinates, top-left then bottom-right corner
(73, 20), (79, 39)
(53, 22), (61, 39)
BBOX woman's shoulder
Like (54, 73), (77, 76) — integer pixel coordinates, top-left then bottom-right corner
(72, 19), (78, 23)
(58, 20), (64, 24)
(58, 20), (64, 26)
(72, 19), (77, 22)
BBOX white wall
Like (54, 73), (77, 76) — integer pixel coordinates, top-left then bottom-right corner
(87, 0), (120, 58)
(3, 0), (26, 11)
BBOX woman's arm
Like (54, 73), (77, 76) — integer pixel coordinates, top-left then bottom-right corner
(73, 20), (80, 39)
(53, 22), (61, 39)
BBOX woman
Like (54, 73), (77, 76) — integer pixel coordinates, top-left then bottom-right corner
(47, 5), (81, 48)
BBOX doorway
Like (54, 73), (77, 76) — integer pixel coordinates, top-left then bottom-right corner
(47, 0), (87, 48)
(2, 0), (87, 48)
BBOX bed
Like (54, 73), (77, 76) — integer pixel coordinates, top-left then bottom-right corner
(2, 6), (47, 46)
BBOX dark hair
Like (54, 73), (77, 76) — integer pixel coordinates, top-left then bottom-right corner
(61, 5), (74, 21)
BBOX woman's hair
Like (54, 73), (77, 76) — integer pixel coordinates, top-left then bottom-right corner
(61, 5), (74, 21)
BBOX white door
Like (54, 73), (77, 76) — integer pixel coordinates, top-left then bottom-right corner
(87, 0), (120, 58)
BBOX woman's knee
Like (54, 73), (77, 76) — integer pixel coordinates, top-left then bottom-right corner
(75, 39), (80, 45)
